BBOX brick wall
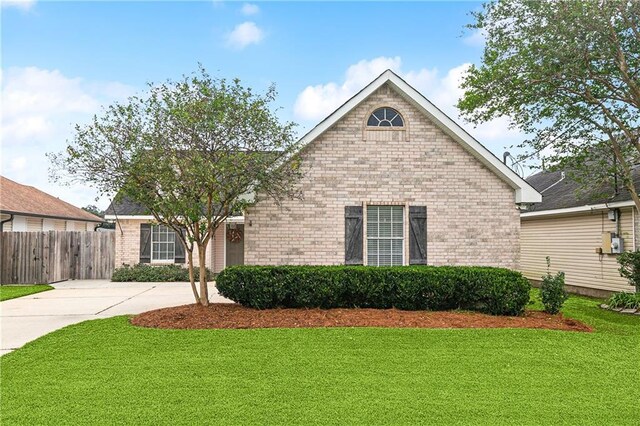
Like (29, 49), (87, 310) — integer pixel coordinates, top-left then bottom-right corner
(244, 83), (521, 268)
(114, 219), (223, 271)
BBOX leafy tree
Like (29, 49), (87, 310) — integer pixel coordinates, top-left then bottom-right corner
(458, 0), (640, 207)
(50, 67), (302, 306)
(82, 205), (103, 218)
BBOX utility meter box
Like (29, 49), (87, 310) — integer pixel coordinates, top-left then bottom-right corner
(611, 237), (624, 254)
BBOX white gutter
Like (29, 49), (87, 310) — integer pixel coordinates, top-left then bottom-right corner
(104, 215), (155, 220)
(521, 200), (635, 218)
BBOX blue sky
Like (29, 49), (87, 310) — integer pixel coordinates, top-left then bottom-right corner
(2, 1), (525, 208)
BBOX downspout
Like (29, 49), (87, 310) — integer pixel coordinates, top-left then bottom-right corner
(0, 214), (14, 233)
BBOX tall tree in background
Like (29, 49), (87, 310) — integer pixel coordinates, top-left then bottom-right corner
(458, 0), (640, 207)
(50, 67), (303, 306)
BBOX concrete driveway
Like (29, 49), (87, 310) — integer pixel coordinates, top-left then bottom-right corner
(1, 280), (230, 356)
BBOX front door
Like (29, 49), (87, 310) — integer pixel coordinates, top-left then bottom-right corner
(225, 224), (244, 267)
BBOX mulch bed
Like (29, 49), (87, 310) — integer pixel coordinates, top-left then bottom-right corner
(131, 303), (593, 332)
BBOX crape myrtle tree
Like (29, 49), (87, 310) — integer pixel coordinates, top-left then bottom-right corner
(50, 67), (303, 306)
(458, 0), (640, 207)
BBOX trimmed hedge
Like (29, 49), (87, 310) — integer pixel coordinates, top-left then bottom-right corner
(216, 265), (531, 316)
(111, 264), (213, 282)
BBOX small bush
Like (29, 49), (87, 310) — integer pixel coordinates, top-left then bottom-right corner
(617, 251), (640, 292)
(216, 265), (531, 316)
(540, 271), (568, 314)
(539, 256), (568, 314)
(607, 292), (640, 309)
(111, 264), (213, 282)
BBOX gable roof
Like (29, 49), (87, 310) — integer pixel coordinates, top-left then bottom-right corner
(298, 69), (541, 204)
(0, 176), (103, 222)
(522, 168), (639, 216)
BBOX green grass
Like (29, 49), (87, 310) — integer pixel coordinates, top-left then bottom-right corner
(1, 291), (639, 425)
(0, 285), (53, 301)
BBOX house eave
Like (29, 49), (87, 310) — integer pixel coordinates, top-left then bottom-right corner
(520, 200), (635, 218)
(0, 210), (103, 223)
(104, 214), (245, 223)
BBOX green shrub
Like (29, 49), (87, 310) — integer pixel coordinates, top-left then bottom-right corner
(216, 265), (531, 316)
(111, 264), (213, 282)
(617, 251), (640, 292)
(539, 256), (568, 314)
(607, 292), (640, 309)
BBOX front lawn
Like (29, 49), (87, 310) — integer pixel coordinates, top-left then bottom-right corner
(1, 292), (638, 425)
(0, 285), (53, 301)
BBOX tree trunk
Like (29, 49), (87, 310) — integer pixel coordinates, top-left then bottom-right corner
(198, 243), (209, 306)
(187, 250), (199, 303)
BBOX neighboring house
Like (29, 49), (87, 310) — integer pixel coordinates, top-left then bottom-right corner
(521, 169), (638, 296)
(0, 176), (103, 232)
(106, 70), (541, 272)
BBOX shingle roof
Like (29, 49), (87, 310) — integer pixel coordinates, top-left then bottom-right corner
(525, 167), (640, 212)
(0, 176), (103, 222)
(105, 196), (150, 216)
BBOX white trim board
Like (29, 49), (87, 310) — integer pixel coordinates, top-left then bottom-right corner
(520, 200), (635, 218)
(105, 215), (245, 223)
(297, 69), (541, 204)
(104, 215), (155, 220)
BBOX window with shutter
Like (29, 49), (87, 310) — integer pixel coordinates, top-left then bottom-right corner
(366, 205), (404, 266)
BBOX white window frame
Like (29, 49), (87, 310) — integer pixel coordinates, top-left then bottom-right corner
(151, 224), (176, 263)
(366, 205), (405, 266)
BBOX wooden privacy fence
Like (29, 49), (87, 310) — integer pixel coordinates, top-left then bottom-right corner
(0, 231), (115, 284)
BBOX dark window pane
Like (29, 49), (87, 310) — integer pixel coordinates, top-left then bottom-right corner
(380, 120), (392, 126)
(391, 116), (404, 126)
(373, 109), (385, 121)
(367, 115), (379, 126)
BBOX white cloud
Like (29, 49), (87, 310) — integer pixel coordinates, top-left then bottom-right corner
(463, 28), (486, 47)
(241, 3), (259, 15)
(1, 66), (136, 209)
(294, 57), (422, 121)
(9, 156), (27, 172)
(225, 21), (264, 49)
(1, 0), (35, 10)
(293, 57), (525, 156)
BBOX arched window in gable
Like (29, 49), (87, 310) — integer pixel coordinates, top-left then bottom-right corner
(367, 107), (404, 127)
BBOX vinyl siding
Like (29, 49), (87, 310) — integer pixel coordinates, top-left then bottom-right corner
(521, 207), (635, 293)
(26, 217), (42, 231)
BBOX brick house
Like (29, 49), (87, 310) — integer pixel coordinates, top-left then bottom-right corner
(106, 70), (540, 271)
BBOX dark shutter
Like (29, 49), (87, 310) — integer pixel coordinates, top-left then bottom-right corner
(139, 223), (151, 264)
(174, 229), (185, 264)
(345, 206), (363, 265)
(409, 206), (427, 265)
